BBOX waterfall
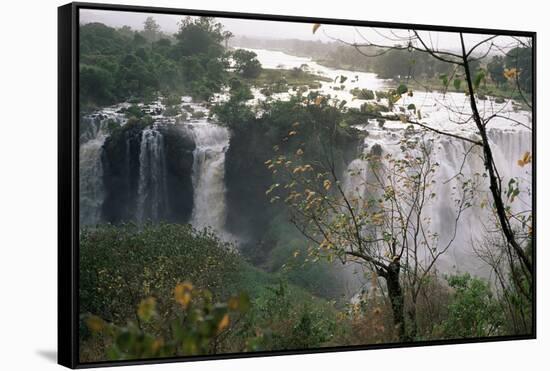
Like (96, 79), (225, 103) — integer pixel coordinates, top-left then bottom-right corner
(79, 109), (125, 226)
(79, 98), (233, 234)
(136, 126), (168, 223)
(342, 126), (532, 277)
(187, 116), (231, 237)
(79, 123), (106, 226)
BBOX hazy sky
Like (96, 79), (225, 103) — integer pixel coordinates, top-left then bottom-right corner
(80, 9), (527, 53)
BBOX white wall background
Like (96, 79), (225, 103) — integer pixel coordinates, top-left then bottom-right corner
(0, 0), (546, 369)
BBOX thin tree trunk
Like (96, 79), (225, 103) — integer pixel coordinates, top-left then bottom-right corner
(383, 262), (407, 342)
(408, 294), (418, 340)
(459, 33), (532, 280)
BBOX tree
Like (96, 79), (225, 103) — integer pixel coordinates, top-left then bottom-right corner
(295, 25), (533, 338)
(143, 16), (161, 42)
(329, 28), (533, 287)
(268, 124), (470, 341)
(80, 65), (115, 107)
(232, 49), (262, 78)
(222, 30), (233, 49)
(459, 34), (532, 282)
(175, 16), (224, 57)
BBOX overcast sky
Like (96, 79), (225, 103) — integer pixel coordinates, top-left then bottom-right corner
(80, 9), (527, 53)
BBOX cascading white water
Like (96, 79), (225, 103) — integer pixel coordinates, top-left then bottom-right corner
(341, 124), (531, 277)
(136, 126), (169, 223)
(245, 48), (532, 276)
(79, 123), (106, 226)
(79, 97), (233, 233)
(187, 111), (231, 238)
(79, 107), (126, 226)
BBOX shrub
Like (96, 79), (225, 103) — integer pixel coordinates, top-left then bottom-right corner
(350, 88), (375, 100)
(84, 282), (250, 360)
(236, 281), (337, 352)
(79, 223), (241, 326)
(438, 273), (504, 338)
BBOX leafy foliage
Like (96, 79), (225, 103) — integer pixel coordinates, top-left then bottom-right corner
(84, 283), (250, 360)
(79, 17), (229, 111)
(79, 223), (241, 326)
(232, 49), (263, 78)
(505, 46), (533, 93)
(439, 274), (504, 338)
(234, 281), (337, 351)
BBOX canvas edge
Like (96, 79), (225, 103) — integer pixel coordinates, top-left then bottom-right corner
(58, 3), (79, 369)
(57, 2), (537, 369)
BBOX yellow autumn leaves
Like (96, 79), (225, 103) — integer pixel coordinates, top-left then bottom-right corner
(137, 297), (156, 322)
(517, 151), (532, 167)
(504, 68), (519, 80)
(292, 164), (313, 174)
(217, 314), (230, 333)
(85, 315), (105, 332)
(304, 189), (317, 201)
(84, 280), (252, 360)
(174, 281), (193, 309)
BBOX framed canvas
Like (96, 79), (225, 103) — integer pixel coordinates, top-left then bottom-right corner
(58, 2), (536, 368)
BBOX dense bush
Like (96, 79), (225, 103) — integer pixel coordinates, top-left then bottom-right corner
(84, 283), (250, 360)
(79, 223), (344, 361)
(79, 223), (241, 326)
(438, 274), (504, 339)
(231, 281), (338, 352)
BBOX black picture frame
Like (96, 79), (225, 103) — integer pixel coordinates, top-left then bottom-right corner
(58, 2), (537, 368)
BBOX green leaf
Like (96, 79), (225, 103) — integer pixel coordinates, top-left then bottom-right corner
(439, 74), (448, 87)
(474, 70), (485, 90)
(453, 78), (461, 90)
(116, 330), (133, 350)
(107, 347), (121, 361)
(397, 84), (408, 95)
(338, 120), (349, 128)
(237, 292), (251, 313)
(407, 103), (416, 112)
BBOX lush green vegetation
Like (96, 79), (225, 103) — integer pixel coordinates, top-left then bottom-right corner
(79, 223), (340, 361)
(439, 274), (504, 338)
(81, 222), (530, 361)
(80, 17), (261, 112)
